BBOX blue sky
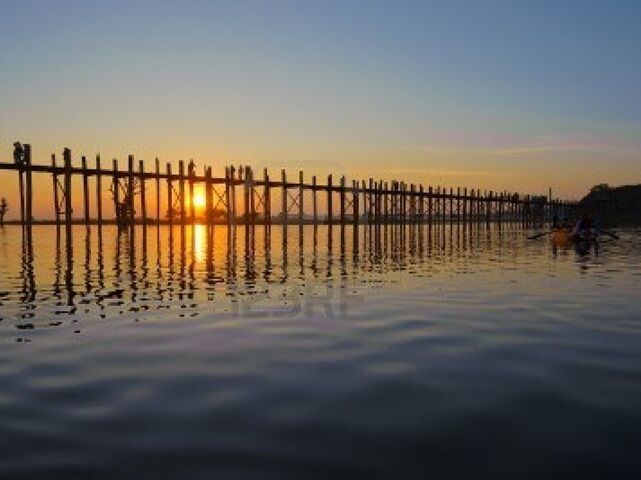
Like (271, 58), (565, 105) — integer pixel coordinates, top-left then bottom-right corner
(1, 0), (640, 210)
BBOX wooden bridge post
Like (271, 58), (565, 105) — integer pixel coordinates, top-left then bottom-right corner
(432, 187), (441, 223)
(327, 174), (333, 224)
(112, 159), (119, 223)
(17, 147), (25, 225)
(63, 148), (73, 228)
(224, 167), (231, 225)
(225, 166), (231, 227)
(154, 158), (160, 224)
(397, 182), (402, 223)
(250, 168), (256, 224)
(339, 175), (346, 225)
(361, 180), (367, 224)
(299, 171), (305, 226)
(375, 181), (380, 224)
(402, 183), (408, 223)
(410, 183), (415, 223)
(383, 182), (389, 223)
(244, 166), (251, 224)
(463, 187), (468, 221)
(178, 160), (186, 225)
(189, 160), (195, 224)
(390, 181), (394, 223)
(24, 144), (33, 225)
(96, 155), (103, 224)
(231, 166), (237, 225)
(205, 166), (213, 225)
(139, 160), (147, 224)
(81, 156), (90, 223)
(428, 186), (433, 224)
(281, 169), (287, 225)
(52, 154), (60, 225)
(166, 163), (173, 224)
(408, 184), (415, 223)
(264, 168), (271, 225)
(127, 155), (135, 225)
(312, 176), (317, 224)
(487, 191), (493, 224)
(352, 180), (359, 225)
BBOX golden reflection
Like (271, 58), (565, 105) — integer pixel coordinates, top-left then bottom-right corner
(193, 224), (207, 264)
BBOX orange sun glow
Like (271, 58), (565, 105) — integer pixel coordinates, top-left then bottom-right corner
(193, 191), (206, 209)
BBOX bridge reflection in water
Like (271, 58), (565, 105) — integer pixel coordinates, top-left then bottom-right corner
(4, 222), (532, 331)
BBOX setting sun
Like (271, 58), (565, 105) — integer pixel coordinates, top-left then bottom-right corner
(192, 190), (206, 210)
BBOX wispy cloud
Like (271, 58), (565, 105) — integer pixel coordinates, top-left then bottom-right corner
(413, 132), (641, 156)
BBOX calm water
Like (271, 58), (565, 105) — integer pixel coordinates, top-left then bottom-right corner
(1, 224), (641, 479)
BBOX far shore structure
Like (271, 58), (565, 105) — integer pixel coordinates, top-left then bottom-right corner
(2, 142), (570, 229)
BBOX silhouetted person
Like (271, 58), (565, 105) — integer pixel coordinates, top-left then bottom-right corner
(13, 142), (24, 165)
(572, 213), (593, 239)
(0, 197), (8, 225)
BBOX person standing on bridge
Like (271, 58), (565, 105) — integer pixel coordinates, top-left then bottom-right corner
(13, 142), (24, 165)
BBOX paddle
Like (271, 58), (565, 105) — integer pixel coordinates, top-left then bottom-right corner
(597, 228), (620, 240)
(527, 231), (552, 240)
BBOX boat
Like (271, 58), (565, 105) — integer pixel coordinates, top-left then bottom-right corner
(551, 228), (572, 244)
(552, 227), (598, 245)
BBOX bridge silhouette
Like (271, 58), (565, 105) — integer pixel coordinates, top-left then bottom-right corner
(1, 141), (570, 229)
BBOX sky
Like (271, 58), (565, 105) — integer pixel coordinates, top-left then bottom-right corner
(1, 0), (640, 219)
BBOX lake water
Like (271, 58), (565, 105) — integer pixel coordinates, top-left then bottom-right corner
(1, 224), (641, 479)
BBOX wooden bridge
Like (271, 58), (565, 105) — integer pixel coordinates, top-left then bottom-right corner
(1, 142), (569, 228)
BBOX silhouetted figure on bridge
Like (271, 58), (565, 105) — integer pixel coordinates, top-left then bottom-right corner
(13, 142), (24, 166)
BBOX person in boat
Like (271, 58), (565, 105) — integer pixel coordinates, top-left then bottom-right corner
(571, 213), (594, 240)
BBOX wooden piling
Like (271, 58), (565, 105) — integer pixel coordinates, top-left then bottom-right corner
(340, 176), (346, 225)
(248, 168), (255, 223)
(299, 171), (304, 226)
(244, 166), (251, 224)
(167, 163), (173, 224)
(96, 155), (103, 224)
(82, 156), (90, 223)
(24, 144), (33, 225)
(230, 166), (237, 225)
(63, 148), (72, 228)
(18, 150), (25, 225)
(155, 158), (160, 224)
(225, 167), (231, 226)
(264, 168), (271, 225)
(179, 160), (186, 225)
(189, 160), (195, 224)
(127, 155), (135, 225)
(312, 176), (317, 224)
(463, 187), (468, 221)
(112, 159), (120, 224)
(327, 174), (333, 224)
(352, 180), (359, 225)
(139, 160), (146, 224)
(205, 166), (213, 224)
(52, 154), (60, 225)
(281, 169), (287, 225)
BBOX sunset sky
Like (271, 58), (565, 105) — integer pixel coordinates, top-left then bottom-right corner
(1, 0), (640, 218)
